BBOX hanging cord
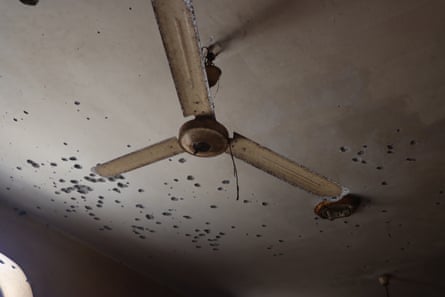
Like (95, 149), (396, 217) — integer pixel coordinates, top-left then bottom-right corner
(385, 285), (390, 297)
(214, 79), (220, 100)
(228, 144), (240, 201)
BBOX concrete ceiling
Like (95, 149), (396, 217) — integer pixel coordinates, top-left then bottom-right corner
(1, 0), (445, 296)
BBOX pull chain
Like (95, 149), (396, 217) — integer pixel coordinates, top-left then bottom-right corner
(228, 144), (240, 200)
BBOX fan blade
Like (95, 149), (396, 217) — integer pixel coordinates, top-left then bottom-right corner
(228, 133), (343, 197)
(152, 0), (213, 117)
(93, 137), (184, 177)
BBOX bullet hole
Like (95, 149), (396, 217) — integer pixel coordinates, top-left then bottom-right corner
(61, 157), (68, 161)
(194, 183), (200, 187)
(112, 188), (121, 193)
(126, 144), (131, 148)
(381, 181), (388, 186)
(243, 200), (250, 203)
(178, 158), (186, 163)
(117, 182), (128, 188)
(222, 180), (230, 184)
(217, 187), (223, 191)
(156, 221), (162, 225)
(162, 212), (171, 216)
(97, 30), (101, 34)
(16, 166), (22, 170)
(171, 197), (179, 201)
(355, 224), (360, 228)
(387, 145), (394, 150)
(357, 150), (364, 156)
(261, 224), (267, 228)
(13, 118), (18, 122)
(256, 234), (262, 237)
(361, 160), (367, 164)
(138, 188), (144, 193)
(50, 162), (57, 167)
(115, 200), (121, 204)
(69, 156), (77, 161)
(278, 239), (284, 243)
(381, 209), (388, 213)
(135, 204), (144, 209)
(435, 201), (440, 206)
(145, 214), (154, 220)
(186, 175), (194, 181)
(406, 158), (416, 162)
(173, 178), (179, 182)
(339, 146), (349, 152)
(103, 225), (112, 231)
(210, 205), (217, 209)
(26, 159), (40, 168)
(20, 0), (39, 6)
(63, 142), (68, 146)
(74, 101), (80, 105)
(262, 202), (269, 206)
(410, 140), (416, 145)
(73, 164), (82, 169)
(376, 166), (383, 170)
(183, 215), (191, 219)
(362, 145), (368, 149)
(352, 157), (359, 162)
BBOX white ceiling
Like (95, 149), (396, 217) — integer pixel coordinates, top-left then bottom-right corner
(1, 0), (445, 296)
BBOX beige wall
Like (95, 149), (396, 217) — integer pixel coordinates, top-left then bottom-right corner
(0, 203), (182, 297)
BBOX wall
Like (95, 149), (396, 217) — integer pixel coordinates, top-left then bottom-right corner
(0, 202), (182, 297)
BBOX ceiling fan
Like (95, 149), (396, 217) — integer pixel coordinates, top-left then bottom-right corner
(93, 0), (344, 197)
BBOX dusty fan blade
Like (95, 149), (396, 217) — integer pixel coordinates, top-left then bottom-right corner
(152, 0), (213, 117)
(228, 133), (343, 197)
(93, 137), (184, 177)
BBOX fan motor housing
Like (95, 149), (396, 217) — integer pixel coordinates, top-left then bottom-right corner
(179, 117), (229, 157)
